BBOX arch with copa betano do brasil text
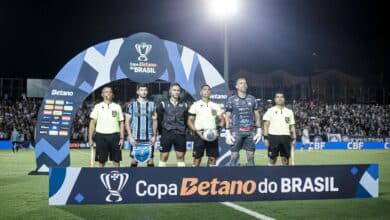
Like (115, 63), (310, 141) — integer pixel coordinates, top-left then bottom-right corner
(32, 32), (229, 174)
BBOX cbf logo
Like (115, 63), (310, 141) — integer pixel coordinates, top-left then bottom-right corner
(100, 171), (129, 203)
(135, 42), (152, 61)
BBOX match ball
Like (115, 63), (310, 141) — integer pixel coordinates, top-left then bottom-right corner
(202, 129), (218, 142)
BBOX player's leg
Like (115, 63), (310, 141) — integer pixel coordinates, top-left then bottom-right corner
(129, 144), (138, 167)
(174, 134), (186, 167)
(147, 145), (155, 167)
(109, 134), (121, 167)
(192, 135), (204, 167)
(267, 135), (278, 166)
(280, 135), (291, 166)
(243, 133), (256, 166)
(206, 139), (219, 166)
(229, 133), (243, 166)
(159, 131), (172, 167)
(12, 141), (15, 153)
(95, 134), (108, 167)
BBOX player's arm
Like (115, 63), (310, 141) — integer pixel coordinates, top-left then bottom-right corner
(263, 120), (270, 147)
(118, 108), (125, 148)
(187, 115), (197, 133)
(88, 119), (96, 148)
(253, 110), (262, 144)
(156, 102), (164, 135)
(151, 111), (158, 146)
(187, 114), (204, 140)
(218, 114), (225, 129)
(254, 110), (261, 129)
(263, 120), (270, 136)
(224, 111), (231, 129)
(290, 124), (296, 139)
(290, 114), (296, 146)
(125, 114), (136, 146)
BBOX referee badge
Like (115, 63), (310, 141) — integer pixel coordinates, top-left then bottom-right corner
(285, 117), (290, 123)
(112, 110), (117, 117)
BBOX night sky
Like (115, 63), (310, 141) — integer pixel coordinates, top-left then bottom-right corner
(0, 0), (387, 80)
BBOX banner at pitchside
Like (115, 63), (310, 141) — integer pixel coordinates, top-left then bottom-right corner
(49, 164), (378, 205)
(255, 142), (390, 150)
(33, 32), (229, 173)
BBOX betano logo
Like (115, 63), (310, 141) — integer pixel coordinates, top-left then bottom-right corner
(180, 178), (256, 196)
(51, 89), (74, 96)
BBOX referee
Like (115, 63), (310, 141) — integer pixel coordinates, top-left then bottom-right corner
(89, 86), (124, 167)
(263, 91), (296, 166)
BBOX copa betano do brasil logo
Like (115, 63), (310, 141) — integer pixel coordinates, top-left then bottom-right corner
(102, 171), (339, 201)
(115, 32), (168, 83)
(134, 176), (339, 200)
(130, 42), (156, 74)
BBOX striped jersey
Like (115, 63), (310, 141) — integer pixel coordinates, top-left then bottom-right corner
(126, 100), (156, 141)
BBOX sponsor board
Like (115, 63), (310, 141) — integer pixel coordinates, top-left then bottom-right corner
(49, 164), (378, 205)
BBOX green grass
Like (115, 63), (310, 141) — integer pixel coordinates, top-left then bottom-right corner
(0, 149), (389, 220)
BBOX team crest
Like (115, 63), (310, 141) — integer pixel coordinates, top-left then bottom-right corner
(211, 109), (217, 116)
(133, 143), (152, 163)
(112, 110), (117, 117)
(285, 117), (290, 123)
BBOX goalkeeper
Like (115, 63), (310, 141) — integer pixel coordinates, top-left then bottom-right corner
(225, 78), (262, 166)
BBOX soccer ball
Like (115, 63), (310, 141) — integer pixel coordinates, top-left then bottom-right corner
(202, 129), (218, 142)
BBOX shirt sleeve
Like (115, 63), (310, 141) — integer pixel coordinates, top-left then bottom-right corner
(188, 103), (196, 116)
(125, 103), (132, 118)
(225, 97), (233, 112)
(289, 111), (295, 125)
(117, 105), (124, 121)
(253, 97), (259, 110)
(215, 104), (224, 116)
(90, 105), (98, 119)
(156, 101), (165, 115)
(263, 109), (271, 121)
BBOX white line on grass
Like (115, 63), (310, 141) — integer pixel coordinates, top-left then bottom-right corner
(220, 202), (275, 220)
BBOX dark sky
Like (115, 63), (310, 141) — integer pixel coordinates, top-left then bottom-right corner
(0, 0), (387, 79)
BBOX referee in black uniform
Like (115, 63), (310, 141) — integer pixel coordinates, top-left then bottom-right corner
(263, 91), (296, 166)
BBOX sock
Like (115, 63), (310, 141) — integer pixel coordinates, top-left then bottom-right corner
(158, 161), (167, 167)
(229, 153), (239, 166)
(247, 154), (255, 166)
(177, 162), (186, 167)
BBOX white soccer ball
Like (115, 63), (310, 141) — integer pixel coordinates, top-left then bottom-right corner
(202, 129), (218, 142)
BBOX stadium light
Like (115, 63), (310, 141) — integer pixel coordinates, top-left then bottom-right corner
(209, 0), (238, 20)
(208, 0), (238, 85)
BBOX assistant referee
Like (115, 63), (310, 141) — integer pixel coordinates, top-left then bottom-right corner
(263, 91), (296, 166)
(89, 86), (124, 167)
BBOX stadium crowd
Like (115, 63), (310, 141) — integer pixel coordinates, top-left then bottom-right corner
(0, 98), (389, 143)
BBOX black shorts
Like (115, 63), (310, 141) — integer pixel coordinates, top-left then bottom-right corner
(268, 135), (291, 159)
(160, 130), (186, 153)
(95, 133), (122, 163)
(130, 141), (155, 159)
(192, 133), (219, 158)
